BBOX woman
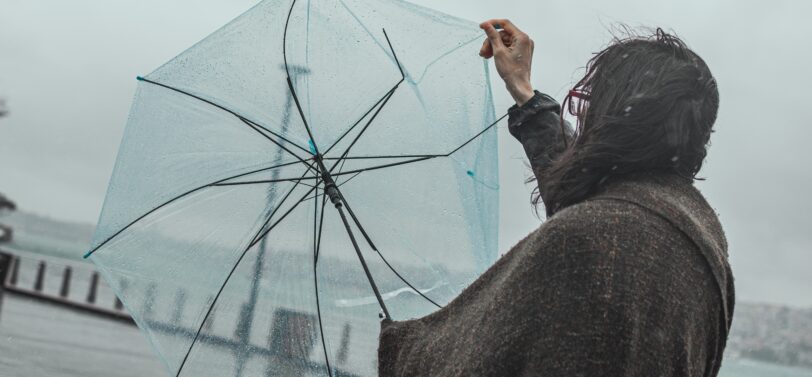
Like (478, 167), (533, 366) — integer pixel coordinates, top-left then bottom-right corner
(378, 20), (734, 377)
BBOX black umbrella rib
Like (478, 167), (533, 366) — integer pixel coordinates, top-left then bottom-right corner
(136, 76), (312, 158)
(286, 77), (318, 153)
(249, 163), (317, 246)
(214, 174), (320, 186)
(302, 171), (361, 202)
(315, 192), (328, 263)
(318, 113), (509, 178)
(312, 187), (334, 377)
(237, 116), (312, 166)
(328, 87), (398, 174)
(321, 82), (400, 157)
(283, 0), (319, 155)
(223, 157), (434, 188)
(322, 154), (443, 160)
(175, 179), (318, 377)
(382, 28), (405, 80)
(444, 113), (508, 156)
(327, 28), (405, 172)
(83, 160), (306, 259)
(330, 156), (437, 177)
(337, 194), (442, 308)
(248, 182), (319, 250)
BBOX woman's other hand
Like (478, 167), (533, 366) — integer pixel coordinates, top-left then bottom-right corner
(479, 19), (535, 106)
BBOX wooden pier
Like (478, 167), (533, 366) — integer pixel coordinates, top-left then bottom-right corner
(0, 249), (359, 377)
(0, 250), (132, 324)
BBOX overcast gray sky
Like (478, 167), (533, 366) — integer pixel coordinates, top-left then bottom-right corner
(1, 0), (810, 307)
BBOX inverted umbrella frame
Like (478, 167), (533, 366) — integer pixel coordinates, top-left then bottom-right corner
(84, 1), (507, 376)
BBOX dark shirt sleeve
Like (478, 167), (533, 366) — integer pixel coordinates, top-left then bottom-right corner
(507, 91), (573, 207)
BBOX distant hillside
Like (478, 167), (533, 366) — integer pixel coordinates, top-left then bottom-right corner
(0, 210), (95, 261)
(727, 302), (812, 368)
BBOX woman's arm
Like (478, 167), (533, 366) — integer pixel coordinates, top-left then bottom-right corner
(480, 19), (573, 207)
(508, 93), (573, 205)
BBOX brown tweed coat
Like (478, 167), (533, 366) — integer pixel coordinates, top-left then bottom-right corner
(378, 92), (735, 377)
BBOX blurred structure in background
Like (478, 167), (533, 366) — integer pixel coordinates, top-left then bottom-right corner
(0, 194), (15, 244)
(1, 95), (14, 246)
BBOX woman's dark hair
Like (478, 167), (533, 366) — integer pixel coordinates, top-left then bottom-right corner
(538, 27), (719, 217)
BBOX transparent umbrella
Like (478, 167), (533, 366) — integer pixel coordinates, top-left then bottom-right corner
(84, 0), (501, 375)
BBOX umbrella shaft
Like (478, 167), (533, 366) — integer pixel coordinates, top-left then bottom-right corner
(316, 154), (390, 319)
(316, 155), (343, 206)
(336, 204), (391, 320)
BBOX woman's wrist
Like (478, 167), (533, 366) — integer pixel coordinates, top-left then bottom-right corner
(507, 80), (535, 106)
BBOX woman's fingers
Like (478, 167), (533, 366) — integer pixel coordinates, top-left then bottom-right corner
(480, 19), (526, 56)
(501, 30), (513, 46)
(490, 18), (523, 36)
(479, 22), (505, 54)
(479, 38), (493, 58)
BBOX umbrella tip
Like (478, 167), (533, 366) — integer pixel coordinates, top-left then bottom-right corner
(82, 250), (93, 259)
(136, 76), (144, 81)
(467, 170), (475, 177)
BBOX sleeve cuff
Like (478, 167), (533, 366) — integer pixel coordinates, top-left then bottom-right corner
(508, 90), (562, 138)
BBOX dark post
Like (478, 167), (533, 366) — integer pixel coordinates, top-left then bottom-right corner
(114, 279), (128, 310)
(0, 252), (10, 284)
(86, 271), (99, 304)
(171, 289), (187, 324)
(9, 256), (18, 286)
(337, 323), (351, 365)
(0, 252), (12, 322)
(203, 295), (215, 332)
(60, 266), (72, 298)
(34, 260), (46, 292)
(143, 283), (157, 320)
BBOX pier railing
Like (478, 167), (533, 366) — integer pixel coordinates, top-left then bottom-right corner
(0, 249), (358, 377)
(0, 249), (131, 323)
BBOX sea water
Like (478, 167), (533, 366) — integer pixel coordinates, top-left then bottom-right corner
(0, 294), (811, 377)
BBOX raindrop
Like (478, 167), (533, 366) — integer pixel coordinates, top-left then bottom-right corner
(671, 155), (680, 162)
(611, 165), (618, 171)
(623, 106), (633, 116)
(621, 53), (629, 59)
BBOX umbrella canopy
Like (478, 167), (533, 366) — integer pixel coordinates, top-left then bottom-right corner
(85, 0), (501, 376)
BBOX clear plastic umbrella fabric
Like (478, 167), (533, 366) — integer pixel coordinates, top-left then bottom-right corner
(85, 0), (499, 376)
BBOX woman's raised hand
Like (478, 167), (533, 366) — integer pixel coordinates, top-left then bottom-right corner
(479, 19), (535, 106)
